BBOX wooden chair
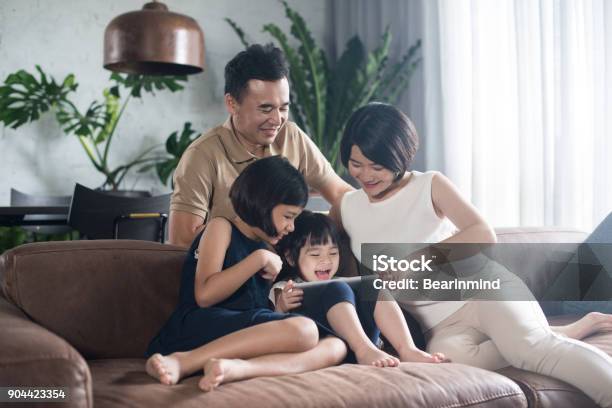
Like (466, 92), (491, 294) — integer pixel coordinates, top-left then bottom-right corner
(67, 184), (170, 242)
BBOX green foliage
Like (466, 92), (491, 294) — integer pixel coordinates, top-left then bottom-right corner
(0, 227), (27, 255)
(0, 67), (188, 190)
(226, 1), (422, 173)
(141, 122), (199, 186)
(0, 227), (78, 255)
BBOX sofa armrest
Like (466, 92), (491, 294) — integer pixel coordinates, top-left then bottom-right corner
(0, 296), (92, 408)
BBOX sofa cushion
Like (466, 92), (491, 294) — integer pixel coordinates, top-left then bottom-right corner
(498, 367), (598, 408)
(0, 240), (187, 359)
(90, 360), (526, 408)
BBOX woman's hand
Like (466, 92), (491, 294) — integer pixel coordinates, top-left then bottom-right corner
(275, 280), (304, 312)
(256, 249), (283, 281)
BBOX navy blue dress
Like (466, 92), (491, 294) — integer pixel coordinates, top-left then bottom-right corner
(146, 222), (305, 356)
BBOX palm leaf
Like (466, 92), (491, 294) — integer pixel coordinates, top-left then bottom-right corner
(376, 39), (422, 103)
(280, 0), (327, 144)
(263, 23), (312, 134)
(325, 36), (366, 154)
(225, 18), (250, 48)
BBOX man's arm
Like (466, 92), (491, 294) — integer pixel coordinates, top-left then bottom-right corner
(318, 173), (353, 226)
(293, 123), (353, 221)
(168, 210), (206, 248)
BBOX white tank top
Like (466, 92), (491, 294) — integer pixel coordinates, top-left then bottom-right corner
(341, 171), (465, 330)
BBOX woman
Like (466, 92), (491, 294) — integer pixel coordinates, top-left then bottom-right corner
(337, 102), (612, 407)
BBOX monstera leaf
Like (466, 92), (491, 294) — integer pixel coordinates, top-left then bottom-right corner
(0, 65), (76, 128)
(109, 73), (187, 97)
(141, 122), (199, 186)
(0, 66), (189, 190)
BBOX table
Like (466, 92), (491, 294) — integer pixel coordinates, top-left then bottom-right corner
(0, 206), (70, 227)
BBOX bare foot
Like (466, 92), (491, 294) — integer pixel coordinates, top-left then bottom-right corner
(355, 346), (400, 367)
(198, 358), (246, 392)
(398, 347), (447, 363)
(145, 353), (181, 385)
(553, 312), (612, 340)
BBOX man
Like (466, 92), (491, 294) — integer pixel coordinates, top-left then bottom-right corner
(169, 44), (352, 247)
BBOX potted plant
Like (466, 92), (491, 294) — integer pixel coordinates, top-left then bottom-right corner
(0, 66), (187, 191)
(226, 0), (422, 174)
(140, 121), (199, 187)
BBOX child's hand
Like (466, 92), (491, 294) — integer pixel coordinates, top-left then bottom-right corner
(276, 280), (303, 312)
(257, 249), (283, 281)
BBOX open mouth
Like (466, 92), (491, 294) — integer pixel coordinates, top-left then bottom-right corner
(261, 128), (278, 137)
(314, 268), (332, 280)
(362, 181), (380, 190)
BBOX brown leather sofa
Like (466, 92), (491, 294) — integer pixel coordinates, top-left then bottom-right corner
(0, 228), (609, 408)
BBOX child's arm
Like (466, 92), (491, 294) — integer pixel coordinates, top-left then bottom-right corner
(274, 280), (303, 313)
(194, 218), (282, 308)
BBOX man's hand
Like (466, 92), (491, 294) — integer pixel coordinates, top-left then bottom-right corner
(275, 280), (303, 312)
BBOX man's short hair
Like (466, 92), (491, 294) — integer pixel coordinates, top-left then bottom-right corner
(230, 156), (308, 237)
(224, 43), (289, 102)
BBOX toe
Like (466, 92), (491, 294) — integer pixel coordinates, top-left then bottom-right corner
(153, 360), (164, 371)
(198, 379), (211, 392)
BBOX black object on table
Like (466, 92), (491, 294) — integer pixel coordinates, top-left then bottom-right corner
(10, 189), (72, 235)
(0, 206), (69, 227)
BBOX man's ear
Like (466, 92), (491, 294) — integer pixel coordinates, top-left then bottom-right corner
(225, 94), (238, 115)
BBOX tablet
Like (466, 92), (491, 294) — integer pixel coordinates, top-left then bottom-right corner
(292, 276), (375, 313)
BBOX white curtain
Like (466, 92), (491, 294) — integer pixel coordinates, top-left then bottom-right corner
(332, 0), (612, 230)
(424, 0), (612, 230)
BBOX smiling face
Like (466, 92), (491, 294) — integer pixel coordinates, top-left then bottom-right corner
(253, 204), (302, 245)
(226, 78), (290, 148)
(296, 238), (340, 281)
(348, 145), (398, 200)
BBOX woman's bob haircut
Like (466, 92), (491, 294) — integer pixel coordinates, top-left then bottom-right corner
(340, 102), (419, 180)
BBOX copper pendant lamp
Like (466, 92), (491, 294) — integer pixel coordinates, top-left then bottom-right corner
(103, 1), (204, 75)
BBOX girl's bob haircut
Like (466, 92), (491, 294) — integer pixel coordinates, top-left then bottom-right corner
(340, 102), (419, 181)
(275, 210), (340, 281)
(230, 156), (308, 237)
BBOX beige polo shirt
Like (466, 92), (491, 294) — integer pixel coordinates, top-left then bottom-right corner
(170, 117), (334, 222)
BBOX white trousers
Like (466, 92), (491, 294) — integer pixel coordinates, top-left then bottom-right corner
(426, 301), (612, 407)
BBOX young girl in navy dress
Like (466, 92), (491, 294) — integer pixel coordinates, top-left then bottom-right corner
(145, 156), (347, 391)
(271, 210), (445, 365)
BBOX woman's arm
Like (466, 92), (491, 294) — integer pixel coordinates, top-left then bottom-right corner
(431, 173), (497, 244)
(194, 218), (269, 307)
